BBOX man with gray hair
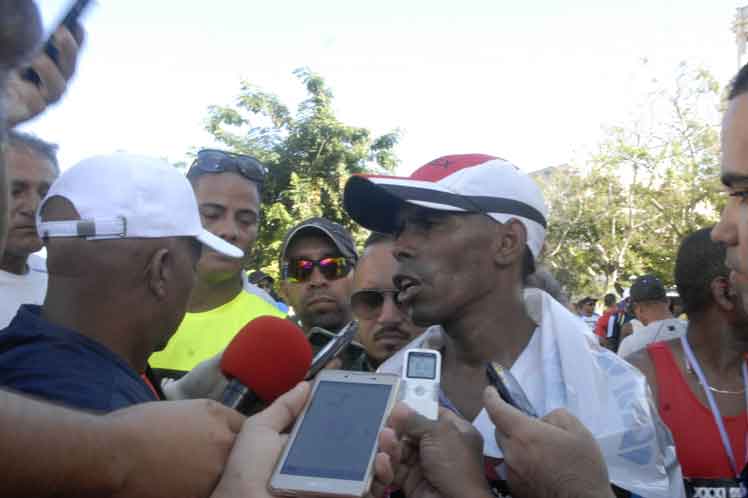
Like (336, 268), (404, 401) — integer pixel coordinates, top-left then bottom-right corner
(0, 131), (59, 327)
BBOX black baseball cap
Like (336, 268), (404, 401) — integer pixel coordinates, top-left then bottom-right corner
(279, 217), (358, 269)
(630, 274), (667, 303)
(249, 270), (273, 285)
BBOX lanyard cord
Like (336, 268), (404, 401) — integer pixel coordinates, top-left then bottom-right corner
(681, 336), (748, 478)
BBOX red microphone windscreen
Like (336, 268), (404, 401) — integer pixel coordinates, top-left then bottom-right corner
(220, 316), (313, 402)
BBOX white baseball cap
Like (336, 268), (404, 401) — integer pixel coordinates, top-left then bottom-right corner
(343, 154), (547, 258)
(36, 153), (244, 259)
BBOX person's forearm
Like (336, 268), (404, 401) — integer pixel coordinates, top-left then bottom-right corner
(0, 389), (124, 498)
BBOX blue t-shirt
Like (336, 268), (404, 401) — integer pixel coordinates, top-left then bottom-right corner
(0, 305), (157, 412)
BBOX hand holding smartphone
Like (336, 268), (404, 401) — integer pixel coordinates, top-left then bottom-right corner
(269, 370), (400, 497)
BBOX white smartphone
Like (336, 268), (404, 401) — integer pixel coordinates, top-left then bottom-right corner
(269, 370), (401, 498)
(400, 348), (441, 420)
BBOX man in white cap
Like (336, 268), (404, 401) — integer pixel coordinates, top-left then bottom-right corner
(0, 153), (242, 412)
(343, 154), (683, 497)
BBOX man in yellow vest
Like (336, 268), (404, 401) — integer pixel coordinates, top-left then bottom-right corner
(150, 150), (284, 378)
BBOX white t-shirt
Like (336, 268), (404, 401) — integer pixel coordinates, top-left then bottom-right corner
(617, 317), (687, 359)
(581, 312), (599, 331)
(377, 289), (684, 497)
(0, 254), (48, 329)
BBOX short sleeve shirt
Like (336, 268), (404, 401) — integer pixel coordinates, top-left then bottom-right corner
(149, 290), (285, 374)
(0, 305), (157, 412)
(0, 254), (48, 329)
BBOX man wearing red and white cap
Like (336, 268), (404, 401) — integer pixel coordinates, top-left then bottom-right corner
(343, 154), (684, 498)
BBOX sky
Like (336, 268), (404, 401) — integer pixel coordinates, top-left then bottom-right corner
(22, 0), (743, 176)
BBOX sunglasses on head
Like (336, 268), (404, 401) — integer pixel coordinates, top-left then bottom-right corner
(282, 257), (352, 283)
(350, 288), (405, 320)
(187, 149), (267, 184)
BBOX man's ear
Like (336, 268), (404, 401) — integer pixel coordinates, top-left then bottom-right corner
(146, 248), (171, 300)
(712, 276), (736, 312)
(631, 302), (641, 320)
(494, 219), (527, 267)
(279, 280), (290, 301)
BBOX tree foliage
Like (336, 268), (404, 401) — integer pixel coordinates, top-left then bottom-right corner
(535, 63), (723, 299)
(204, 68), (399, 276)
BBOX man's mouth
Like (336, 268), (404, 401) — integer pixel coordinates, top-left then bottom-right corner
(306, 295), (337, 308)
(393, 274), (421, 304)
(373, 328), (410, 343)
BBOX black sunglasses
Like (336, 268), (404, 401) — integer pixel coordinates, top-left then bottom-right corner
(282, 257), (353, 283)
(350, 288), (405, 320)
(187, 149), (267, 184)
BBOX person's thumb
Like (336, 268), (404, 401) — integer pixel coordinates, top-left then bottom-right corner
(401, 406), (438, 442)
(249, 381), (310, 432)
(483, 385), (535, 442)
(541, 408), (592, 437)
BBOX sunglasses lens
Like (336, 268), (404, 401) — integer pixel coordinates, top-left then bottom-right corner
(191, 150), (266, 183)
(351, 290), (385, 319)
(318, 257), (346, 279)
(285, 257), (349, 283)
(237, 159), (266, 183)
(193, 151), (223, 172)
(287, 259), (314, 283)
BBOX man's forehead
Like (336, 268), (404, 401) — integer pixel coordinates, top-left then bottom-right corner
(7, 147), (56, 180)
(285, 232), (340, 259)
(722, 95), (748, 183)
(193, 172), (260, 203)
(354, 243), (396, 290)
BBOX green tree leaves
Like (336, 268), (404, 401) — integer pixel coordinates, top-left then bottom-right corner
(204, 68), (400, 277)
(536, 64), (723, 299)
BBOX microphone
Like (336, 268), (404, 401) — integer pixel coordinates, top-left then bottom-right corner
(220, 316), (313, 414)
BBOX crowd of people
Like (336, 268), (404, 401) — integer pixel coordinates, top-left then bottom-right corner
(4, 2), (748, 498)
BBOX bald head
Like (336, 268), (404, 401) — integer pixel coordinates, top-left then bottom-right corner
(40, 196), (202, 368)
(42, 196), (169, 280)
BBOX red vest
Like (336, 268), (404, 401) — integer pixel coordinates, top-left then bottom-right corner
(647, 342), (747, 478)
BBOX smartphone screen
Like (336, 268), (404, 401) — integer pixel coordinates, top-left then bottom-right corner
(280, 380), (393, 480)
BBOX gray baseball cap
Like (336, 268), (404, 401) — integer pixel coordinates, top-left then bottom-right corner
(279, 217), (358, 270)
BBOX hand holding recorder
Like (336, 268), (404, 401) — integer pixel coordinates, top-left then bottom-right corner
(392, 404), (492, 498)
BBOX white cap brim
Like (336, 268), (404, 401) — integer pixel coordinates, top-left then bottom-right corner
(196, 230), (244, 259)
